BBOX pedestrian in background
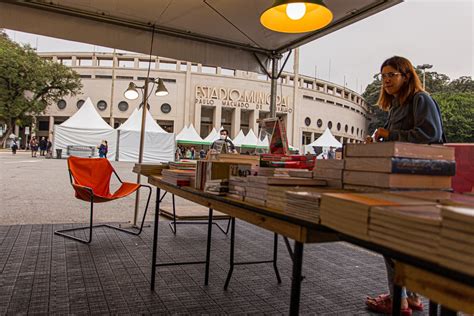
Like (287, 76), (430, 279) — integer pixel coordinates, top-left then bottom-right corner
(98, 140), (108, 158)
(30, 136), (38, 157)
(39, 137), (47, 156)
(46, 139), (53, 158)
(10, 138), (18, 155)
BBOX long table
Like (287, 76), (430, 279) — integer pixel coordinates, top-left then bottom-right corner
(147, 175), (339, 316)
(144, 175), (474, 315)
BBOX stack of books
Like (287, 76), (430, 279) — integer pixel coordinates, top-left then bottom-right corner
(285, 191), (323, 222)
(195, 161), (251, 191)
(438, 206), (474, 276)
(288, 169), (313, 178)
(258, 167), (291, 177)
(369, 204), (441, 262)
(320, 192), (436, 240)
(312, 160), (345, 188)
(343, 142), (455, 191)
(161, 169), (196, 186)
(243, 176), (326, 209)
(228, 176), (247, 200)
(133, 163), (168, 176)
(204, 179), (229, 195)
(169, 160), (197, 170)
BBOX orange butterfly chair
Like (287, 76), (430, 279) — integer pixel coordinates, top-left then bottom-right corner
(54, 156), (152, 244)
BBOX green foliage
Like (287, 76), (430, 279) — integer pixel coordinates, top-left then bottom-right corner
(363, 66), (473, 142)
(0, 33), (82, 142)
(432, 92), (474, 143)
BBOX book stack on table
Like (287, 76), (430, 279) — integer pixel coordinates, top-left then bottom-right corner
(133, 163), (169, 176)
(285, 191), (323, 222)
(343, 142), (455, 191)
(438, 206), (474, 276)
(228, 176), (247, 200)
(243, 176), (326, 209)
(369, 204), (441, 262)
(312, 159), (345, 188)
(319, 193), (436, 240)
(162, 169), (196, 186)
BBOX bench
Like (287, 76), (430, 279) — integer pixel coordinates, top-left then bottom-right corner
(66, 145), (95, 158)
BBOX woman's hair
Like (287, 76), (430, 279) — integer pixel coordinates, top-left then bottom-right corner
(377, 56), (424, 111)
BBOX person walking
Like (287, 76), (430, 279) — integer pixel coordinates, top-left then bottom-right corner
(39, 137), (47, 156)
(98, 140), (108, 158)
(10, 138), (18, 155)
(46, 139), (53, 158)
(29, 136), (39, 157)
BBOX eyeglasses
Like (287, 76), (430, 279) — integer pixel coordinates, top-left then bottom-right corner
(378, 72), (403, 80)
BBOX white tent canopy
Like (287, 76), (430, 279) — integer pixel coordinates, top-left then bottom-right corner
(241, 129), (259, 148)
(305, 128), (342, 154)
(0, 1), (401, 73)
(176, 124), (205, 145)
(118, 108), (167, 133)
(117, 107), (175, 162)
(53, 97), (117, 159)
(203, 128), (219, 145)
(232, 130), (246, 147)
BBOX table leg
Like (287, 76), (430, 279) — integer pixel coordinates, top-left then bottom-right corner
(273, 233), (282, 284)
(151, 188), (161, 291)
(204, 208), (213, 285)
(429, 300), (438, 316)
(391, 284), (402, 316)
(289, 241), (304, 316)
(224, 217), (236, 290)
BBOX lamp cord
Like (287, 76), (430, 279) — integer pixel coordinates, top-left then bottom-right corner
(141, 25), (156, 109)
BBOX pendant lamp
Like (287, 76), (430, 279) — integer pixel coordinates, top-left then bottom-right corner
(261, 0), (333, 33)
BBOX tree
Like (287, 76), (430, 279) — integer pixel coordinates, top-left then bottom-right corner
(0, 32), (82, 146)
(362, 76), (386, 134)
(432, 92), (474, 143)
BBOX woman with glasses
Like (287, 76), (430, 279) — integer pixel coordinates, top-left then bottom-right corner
(366, 56), (445, 315)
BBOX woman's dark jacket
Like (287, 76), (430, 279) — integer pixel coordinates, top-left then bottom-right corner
(384, 91), (445, 144)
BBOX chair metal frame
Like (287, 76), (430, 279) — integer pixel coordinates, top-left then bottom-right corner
(54, 162), (152, 244)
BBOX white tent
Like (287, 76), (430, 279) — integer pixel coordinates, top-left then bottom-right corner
(257, 135), (270, 148)
(203, 128), (219, 145)
(53, 97), (116, 159)
(232, 130), (246, 147)
(241, 129), (259, 148)
(117, 108), (175, 163)
(176, 124), (206, 145)
(305, 128), (342, 154)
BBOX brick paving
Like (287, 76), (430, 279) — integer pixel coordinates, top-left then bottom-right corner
(0, 220), (428, 315)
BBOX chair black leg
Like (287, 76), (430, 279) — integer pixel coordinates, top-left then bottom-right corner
(54, 185), (152, 243)
(54, 194), (95, 244)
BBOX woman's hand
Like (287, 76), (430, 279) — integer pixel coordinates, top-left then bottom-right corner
(374, 128), (389, 141)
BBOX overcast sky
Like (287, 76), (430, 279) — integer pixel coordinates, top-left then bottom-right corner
(5, 0), (473, 93)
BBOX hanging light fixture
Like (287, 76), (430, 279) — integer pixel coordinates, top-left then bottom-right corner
(260, 0), (333, 33)
(124, 82), (139, 100)
(155, 78), (169, 97)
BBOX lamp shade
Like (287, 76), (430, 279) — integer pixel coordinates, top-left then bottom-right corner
(124, 82), (139, 100)
(155, 78), (169, 97)
(260, 0), (333, 33)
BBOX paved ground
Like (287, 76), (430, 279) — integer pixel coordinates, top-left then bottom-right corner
(0, 151), (429, 314)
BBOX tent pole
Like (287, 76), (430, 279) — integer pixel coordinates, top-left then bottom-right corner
(133, 78), (149, 226)
(270, 56), (278, 118)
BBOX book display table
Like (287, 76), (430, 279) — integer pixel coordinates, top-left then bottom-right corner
(145, 175), (338, 316)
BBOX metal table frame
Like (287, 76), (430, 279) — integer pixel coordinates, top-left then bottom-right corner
(147, 176), (337, 316)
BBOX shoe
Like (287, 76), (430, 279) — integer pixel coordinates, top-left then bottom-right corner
(407, 298), (423, 311)
(366, 296), (412, 316)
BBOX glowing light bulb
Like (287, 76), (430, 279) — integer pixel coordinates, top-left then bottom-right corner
(286, 3), (306, 20)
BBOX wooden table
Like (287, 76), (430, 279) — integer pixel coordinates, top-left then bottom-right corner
(147, 175), (338, 316)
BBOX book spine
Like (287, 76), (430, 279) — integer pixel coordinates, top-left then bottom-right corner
(390, 158), (456, 176)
